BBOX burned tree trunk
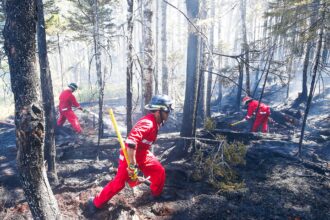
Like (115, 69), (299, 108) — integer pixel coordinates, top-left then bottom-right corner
(235, 61), (244, 111)
(198, 42), (207, 125)
(298, 11), (324, 157)
(197, 0), (207, 124)
(126, 0), (134, 133)
(142, 0), (153, 113)
(161, 0), (168, 95)
(3, 0), (61, 218)
(93, 0), (104, 160)
(57, 33), (64, 89)
(300, 42), (311, 101)
(293, 0), (320, 107)
(206, 0), (215, 117)
(216, 1), (223, 107)
(154, 0), (159, 94)
(180, 0), (200, 153)
(36, 0), (58, 184)
(240, 0), (250, 95)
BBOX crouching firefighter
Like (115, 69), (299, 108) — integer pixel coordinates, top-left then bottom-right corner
(242, 96), (271, 133)
(86, 95), (174, 214)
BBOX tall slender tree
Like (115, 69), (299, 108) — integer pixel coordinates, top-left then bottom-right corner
(126, 0), (134, 133)
(45, 12), (66, 89)
(197, 0), (208, 124)
(3, 0), (61, 218)
(67, 0), (116, 158)
(180, 0), (200, 152)
(235, 61), (244, 111)
(297, 0), (320, 105)
(206, 0), (216, 117)
(298, 4), (325, 157)
(92, 0), (104, 160)
(154, 0), (159, 94)
(36, 0), (58, 184)
(161, 0), (168, 95)
(142, 0), (154, 112)
(216, 0), (223, 107)
(240, 0), (250, 95)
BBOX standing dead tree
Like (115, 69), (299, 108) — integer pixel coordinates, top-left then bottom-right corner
(161, 0), (168, 95)
(3, 0), (61, 218)
(37, 0), (58, 184)
(92, 0), (104, 161)
(179, 0), (200, 155)
(298, 6), (325, 157)
(142, 0), (154, 114)
(126, 0), (134, 133)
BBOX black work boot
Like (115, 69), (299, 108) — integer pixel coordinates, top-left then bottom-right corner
(85, 198), (99, 216)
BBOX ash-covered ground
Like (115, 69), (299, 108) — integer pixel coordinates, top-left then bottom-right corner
(0, 94), (329, 220)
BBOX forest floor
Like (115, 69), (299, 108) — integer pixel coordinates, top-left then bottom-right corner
(0, 94), (329, 220)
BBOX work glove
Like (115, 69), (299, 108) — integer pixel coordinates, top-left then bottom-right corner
(127, 164), (138, 181)
(78, 107), (87, 113)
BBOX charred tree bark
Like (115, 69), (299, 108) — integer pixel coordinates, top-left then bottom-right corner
(294, 0), (320, 107)
(126, 0), (134, 133)
(57, 33), (64, 89)
(36, 0), (58, 184)
(3, 0), (61, 218)
(206, 0), (215, 117)
(154, 0), (159, 94)
(197, 0), (207, 125)
(286, 55), (293, 99)
(298, 9), (324, 157)
(300, 42), (311, 101)
(180, 0), (200, 153)
(216, 0), (223, 107)
(161, 0), (168, 95)
(139, 0), (144, 111)
(142, 0), (153, 114)
(235, 61), (244, 111)
(93, 0), (104, 160)
(198, 42), (207, 125)
(240, 0), (250, 95)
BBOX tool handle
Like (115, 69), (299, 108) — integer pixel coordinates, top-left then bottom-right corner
(230, 119), (246, 126)
(109, 109), (130, 165)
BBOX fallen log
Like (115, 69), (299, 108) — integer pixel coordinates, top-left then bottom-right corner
(269, 108), (301, 128)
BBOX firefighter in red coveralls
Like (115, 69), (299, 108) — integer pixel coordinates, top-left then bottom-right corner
(57, 83), (84, 133)
(242, 96), (271, 133)
(86, 95), (173, 214)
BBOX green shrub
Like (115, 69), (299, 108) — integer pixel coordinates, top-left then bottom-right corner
(192, 135), (246, 191)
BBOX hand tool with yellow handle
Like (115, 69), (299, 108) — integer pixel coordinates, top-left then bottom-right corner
(108, 109), (150, 186)
(230, 119), (247, 126)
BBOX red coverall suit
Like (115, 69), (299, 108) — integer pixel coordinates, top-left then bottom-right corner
(93, 113), (165, 208)
(245, 100), (271, 133)
(56, 89), (82, 133)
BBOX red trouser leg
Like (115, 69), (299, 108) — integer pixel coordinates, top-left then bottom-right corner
(252, 115), (263, 132)
(57, 113), (66, 126)
(63, 110), (82, 133)
(261, 114), (269, 133)
(93, 158), (129, 208)
(139, 151), (165, 197)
